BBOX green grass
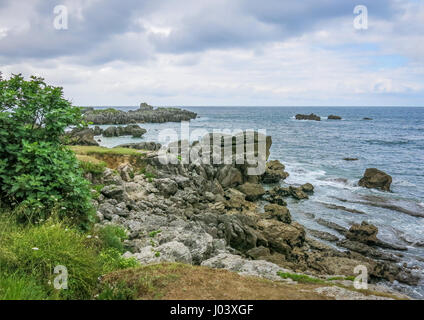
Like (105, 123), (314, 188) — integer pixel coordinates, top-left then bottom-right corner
(0, 212), (138, 300)
(88, 108), (120, 114)
(149, 230), (162, 238)
(70, 145), (143, 156)
(78, 158), (107, 175)
(0, 272), (48, 300)
(327, 276), (356, 281)
(277, 271), (327, 284)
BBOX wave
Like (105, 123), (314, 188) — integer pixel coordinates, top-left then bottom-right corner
(365, 139), (411, 146)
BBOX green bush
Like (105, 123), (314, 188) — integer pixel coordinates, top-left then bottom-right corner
(0, 74), (93, 226)
(98, 225), (128, 253)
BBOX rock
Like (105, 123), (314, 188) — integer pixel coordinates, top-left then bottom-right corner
(217, 166), (243, 188)
(257, 219), (305, 255)
(115, 141), (162, 151)
(316, 219), (348, 236)
(201, 253), (292, 282)
(358, 168), (392, 191)
(64, 127), (99, 146)
(328, 115), (342, 120)
(261, 160), (289, 183)
(101, 185), (125, 202)
(337, 240), (400, 262)
(154, 178), (178, 196)
(343, 157), (359, 161)
(246, 246), (271, 259)
(237, 183), (265, 201)
(306, 229), (339, 242)
(264, 204), (292, 224)
(346, 222), (379, 245)
(295, 113), (321, 121)
(301, 183), (314, 193)
(346, 221), (407, 251)
(139, 102), (154, 110)
(93, 126), (103, 135)
(83, 106), (197, 125)
(314, 286), (391, 300)
(125, 241), (193, 264)
(289, 186), (309, 200)
(103, 125), (147, 138)
(117, 163), (134, 182)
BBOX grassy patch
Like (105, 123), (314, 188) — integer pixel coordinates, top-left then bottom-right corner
(78, 157), (107, 175)
(98, 263), (185, 300)
(277, 272), (327, 284)
(0, 272), (48, 300)
(88, 108), (120, 114)
(70, 146), (143, 156)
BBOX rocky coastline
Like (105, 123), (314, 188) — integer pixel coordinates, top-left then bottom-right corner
(79, 130), (420, 298)
(82, 102), (197, 125)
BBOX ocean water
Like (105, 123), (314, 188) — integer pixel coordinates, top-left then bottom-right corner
(91, 106), (424, 297)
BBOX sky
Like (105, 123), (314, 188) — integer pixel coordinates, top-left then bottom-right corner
(0, 0), (423, 107)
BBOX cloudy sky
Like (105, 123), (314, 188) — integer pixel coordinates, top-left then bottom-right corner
(0, 0), (423, 106)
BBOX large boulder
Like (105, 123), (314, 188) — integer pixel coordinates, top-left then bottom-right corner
(257, 219), (305, 255)
(64, 128), (99, 146)
(261, 160), (289, 183)
(237, 182), (265, 201)
(346, 221), (379, 245)
(295, 113), (321, 121)
(358, 168), (392, 191)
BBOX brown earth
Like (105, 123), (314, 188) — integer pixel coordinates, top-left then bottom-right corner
(99, 263), (403, 300)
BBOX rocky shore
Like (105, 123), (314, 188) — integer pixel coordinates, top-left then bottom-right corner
(82, 102), (197, 124)
(80, 131), (420, 297)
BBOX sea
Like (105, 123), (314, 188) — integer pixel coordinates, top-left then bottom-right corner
(89, 106), (424, 298)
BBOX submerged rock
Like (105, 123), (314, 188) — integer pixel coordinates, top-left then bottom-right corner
(358, 168), (392, 191)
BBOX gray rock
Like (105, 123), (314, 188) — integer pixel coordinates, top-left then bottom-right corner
(201, 253), (292, 282)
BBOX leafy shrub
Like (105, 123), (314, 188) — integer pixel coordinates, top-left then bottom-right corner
(0, 74), (93, 226)
(98, 225), (128, 253)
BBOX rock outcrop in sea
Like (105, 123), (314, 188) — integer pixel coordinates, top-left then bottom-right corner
(358, 168), (392, 191)
(328, 115), (342, 120)
(295, 113), (321, 121)
(82, 103), (197, 124)
(83, 131), (420, 291)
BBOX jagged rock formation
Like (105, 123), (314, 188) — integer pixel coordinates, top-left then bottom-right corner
(82, 103), (197, 124)
(103, 125), (147, 138)
(90, 131), (420, 291)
